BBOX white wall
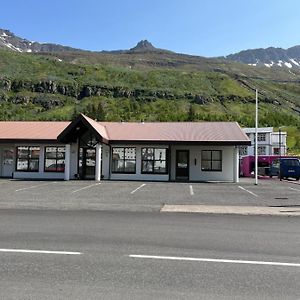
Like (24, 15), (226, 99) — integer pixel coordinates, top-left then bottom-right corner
(102, 144), (110, 179)
(109, 144), (237, 182)
(170, 145), (236, 182)
(110, 144), (169, 181)
(13, 144), (65, 180)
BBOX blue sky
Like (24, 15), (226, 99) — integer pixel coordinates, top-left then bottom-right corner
(1, 0), (300, 57)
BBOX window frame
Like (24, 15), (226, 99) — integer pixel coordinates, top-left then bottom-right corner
(111, 147), (136, 174)
(239, 146), (248, 156)
(44, 146), (66, 173)
(257, 133), (266, 142)
(257, 146), (266, 155)
(201, 150), (222, 172)
(141, 147), (168, 175)
(16, 146), (40, 172)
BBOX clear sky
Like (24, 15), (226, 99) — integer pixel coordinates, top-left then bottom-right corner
(1, 0), (300, 57)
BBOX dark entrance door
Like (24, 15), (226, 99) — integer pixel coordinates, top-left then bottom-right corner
(79, 147), (96, 179)
(176, 150), (189, 180)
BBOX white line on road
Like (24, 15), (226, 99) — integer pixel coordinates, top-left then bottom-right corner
(131, 183), (146, 194)
(129, 254), (300, 267)
(15, 182), (56, 192)
(289, 187), (300, 192)
(238, 186), (258, 197)
(189, 185), (194, 196)
(71, 182), (101, 194)
(0, 248), (81, 255)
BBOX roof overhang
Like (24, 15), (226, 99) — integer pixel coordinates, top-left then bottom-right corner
(0, 139), (61, 145)
(57, 114), (109, 144)
(109, 140), (251, 146)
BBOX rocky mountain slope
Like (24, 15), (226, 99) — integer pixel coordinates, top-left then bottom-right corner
(0, 29), (83, 53)
(226, 46), (300, 69)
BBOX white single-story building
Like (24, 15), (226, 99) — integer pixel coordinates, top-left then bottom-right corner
(0, 114), (250, 182)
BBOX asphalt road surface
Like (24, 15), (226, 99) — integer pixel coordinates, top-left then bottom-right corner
(0, 209), (299, 299)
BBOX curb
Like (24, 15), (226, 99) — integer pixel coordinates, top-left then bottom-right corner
(161, 205), (300, 216)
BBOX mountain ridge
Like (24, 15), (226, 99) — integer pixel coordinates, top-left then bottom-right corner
(1, 28), (300, 70)
(225, 45), (300, 69)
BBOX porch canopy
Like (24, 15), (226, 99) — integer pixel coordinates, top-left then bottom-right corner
(57, 114), (109, 144)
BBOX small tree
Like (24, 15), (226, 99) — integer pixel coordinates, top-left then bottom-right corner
(187, 104), (197, 121)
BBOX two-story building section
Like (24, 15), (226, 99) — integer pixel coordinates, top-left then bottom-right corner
(240, 127), (287, 157)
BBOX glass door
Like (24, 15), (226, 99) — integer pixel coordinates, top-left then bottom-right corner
(176, 150), (189, 180)
(78, 147), (96, 179)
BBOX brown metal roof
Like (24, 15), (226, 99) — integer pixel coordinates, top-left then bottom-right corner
(99, 121), (250, 144)
(81, 115), (109, 140)
(0, 121), (70, 141)
(0, 116), (250, 145)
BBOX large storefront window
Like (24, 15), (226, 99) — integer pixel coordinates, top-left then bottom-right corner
(201, 150), (222, 171)
(141, 148), (167, 174)
(45, 146), (65, 172)
(112, 147), (136, 173)
(16, 146), (40, 172)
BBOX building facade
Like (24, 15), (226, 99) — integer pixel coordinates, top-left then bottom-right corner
(0, 114), (250, 183)
(240, 127), (287, 157)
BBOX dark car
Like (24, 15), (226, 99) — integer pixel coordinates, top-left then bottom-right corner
(269, 158), (300, 180)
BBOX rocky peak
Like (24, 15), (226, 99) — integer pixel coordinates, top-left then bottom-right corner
(130, 40), (157, 52)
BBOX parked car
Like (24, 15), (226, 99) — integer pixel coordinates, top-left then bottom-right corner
(269, 158), (300, 180)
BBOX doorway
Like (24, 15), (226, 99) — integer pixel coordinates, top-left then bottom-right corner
(0, 147), (14, 178)
(176, 150), (189, 180)
(78, 147), (96, 179)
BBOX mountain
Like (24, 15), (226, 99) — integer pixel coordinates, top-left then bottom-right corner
(0, 28), (299, 152)
(0, 29), (83, 53)
(226, 46), (300, 69)
(0, 29), (170, 55)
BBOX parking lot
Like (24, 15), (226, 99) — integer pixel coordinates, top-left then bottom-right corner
(0, 177), (299, 212)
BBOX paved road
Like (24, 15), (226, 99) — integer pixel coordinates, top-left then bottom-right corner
(0, 209), (299, 299)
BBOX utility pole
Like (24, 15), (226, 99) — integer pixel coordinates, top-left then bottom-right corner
(255, 89), (258, 185)
(279, 127), (282, 181)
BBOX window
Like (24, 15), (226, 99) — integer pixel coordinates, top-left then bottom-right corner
(16, 146), (40, 172)
(273, 148), (280, 155)
(258, 133), (266, 141)
(45, 146), (65, 172)
(239, 146), (248, 156)
(201, 150), (222, 171)
(112, 147), (136, 173)
(141, 148), (168, 174)
(258, 146), (266, 155)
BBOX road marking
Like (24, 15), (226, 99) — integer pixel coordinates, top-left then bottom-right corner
(129, 254), (300, 267)
(189, 185), (194, 196)
(71, 182), (101, 194)
(289, 187), (300, 192)
(238, 186), (258, 197)
(0, 248), (81, 255)
(131, 183), (146, 194)
(15, 182), (56, 192)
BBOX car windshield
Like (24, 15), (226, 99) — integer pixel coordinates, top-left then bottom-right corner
(284, 159), (300, 166)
